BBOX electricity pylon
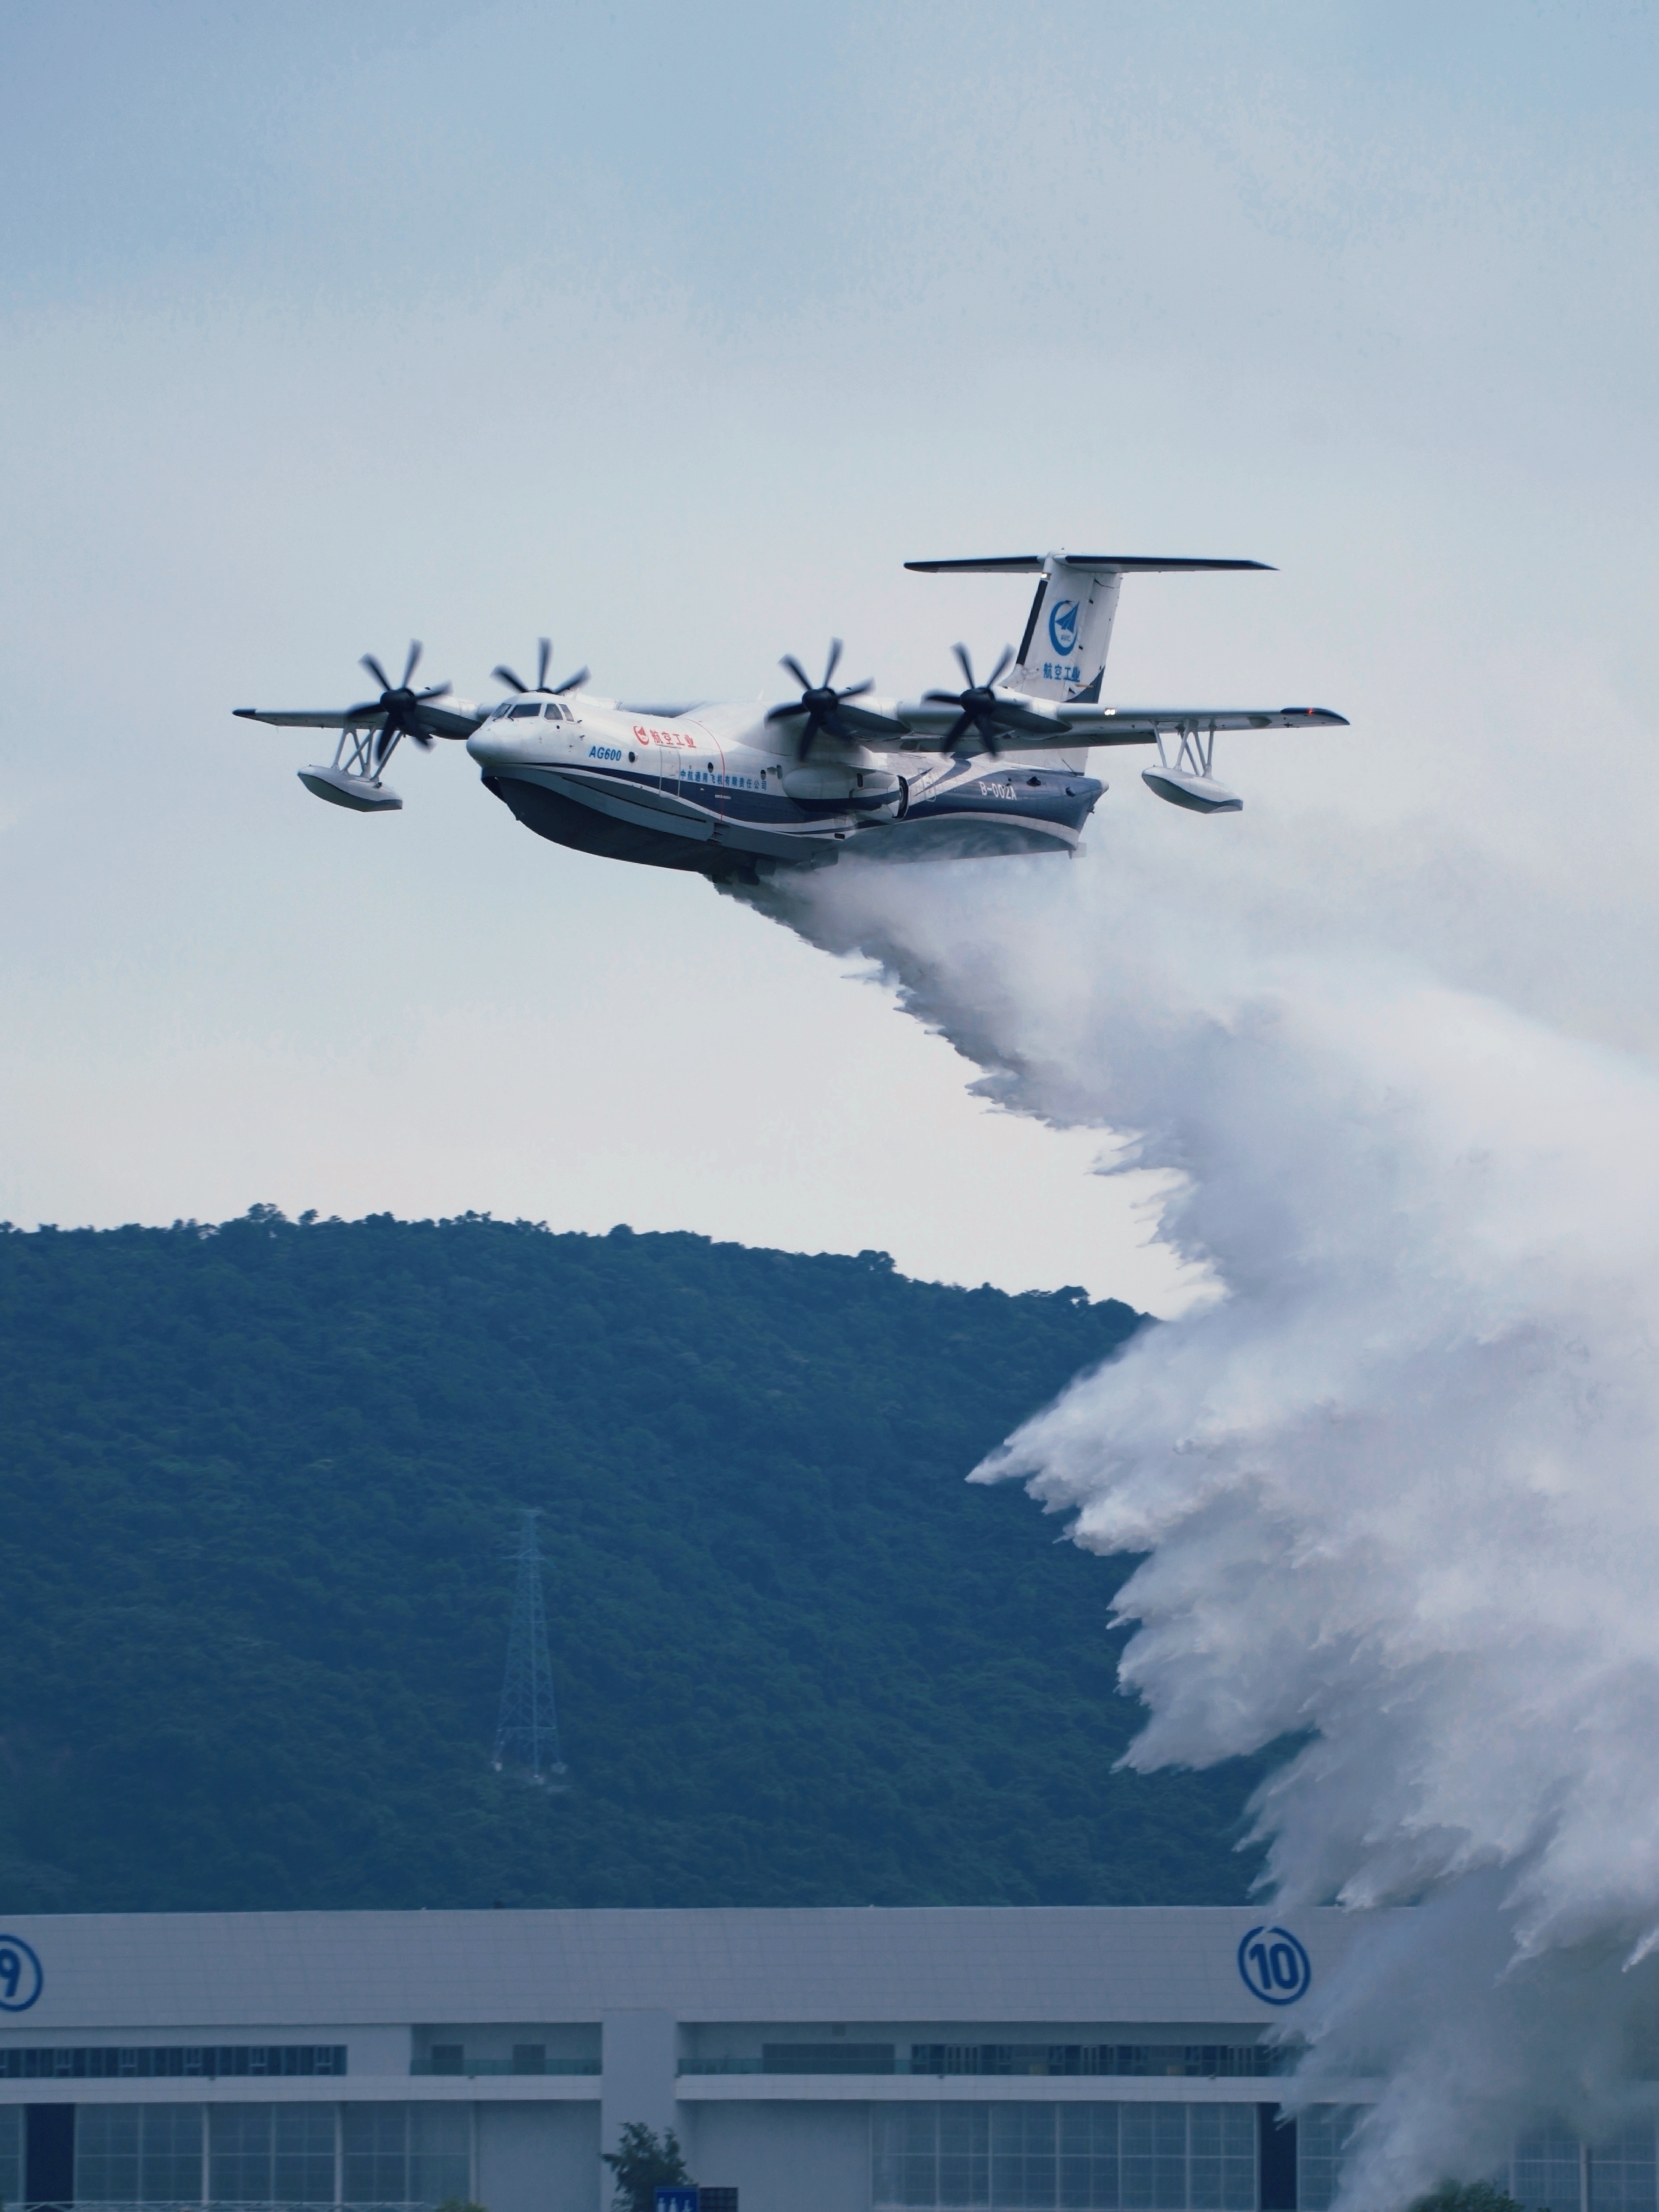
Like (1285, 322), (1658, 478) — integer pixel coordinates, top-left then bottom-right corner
(493, 1510), (566, 1783)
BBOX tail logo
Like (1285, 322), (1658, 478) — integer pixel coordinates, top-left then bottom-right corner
(1048, 599), (1080, 656)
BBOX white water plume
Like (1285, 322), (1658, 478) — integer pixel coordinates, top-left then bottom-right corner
(736, 832), (1659, 2209)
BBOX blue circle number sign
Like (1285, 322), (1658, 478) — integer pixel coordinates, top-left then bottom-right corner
(1237, 1925), (1311, 2006)
(0, 1935), (43, 2012)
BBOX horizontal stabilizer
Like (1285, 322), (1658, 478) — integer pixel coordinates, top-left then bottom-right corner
(904, 556), (1276, 574)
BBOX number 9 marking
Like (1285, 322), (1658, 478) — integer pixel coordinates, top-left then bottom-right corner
(0, 1935), (43, 2011)
(1237, 1924), (1311, 2006)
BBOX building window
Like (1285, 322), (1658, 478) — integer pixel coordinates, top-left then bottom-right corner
(1122, 2104), (1191, 2209)
(1295, 2108), (1360, 2212)
(77, 2104), (204, 2205)
(410, 2105), (470, 2205)
(1187, 2107), (1257, 2211)
(342, 2102), (470, 2207)
(512, 2046), (547, 2076)
(998, 2105), (1060, 2205)
(0, 2044), (346, 2080)
(1591, 2127), (1657, 2212)
(343, 2105), (408, 2204)
(763, 2044), (896, 2074)
(0, 2105), (22, 2211)
(210, 2103), (337, 2204)
(908, 2050), (1282, 2082)
(873, 2103), (1256, 2212)
(1517, 2125), (1585, 2212)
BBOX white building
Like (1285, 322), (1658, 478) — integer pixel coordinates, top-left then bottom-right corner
(0, 1909), (1610, 2212)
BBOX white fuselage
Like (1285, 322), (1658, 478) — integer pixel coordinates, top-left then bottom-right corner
(466, 695), (1102, 881)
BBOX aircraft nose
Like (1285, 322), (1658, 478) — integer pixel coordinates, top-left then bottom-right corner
(468, 722), (533, 768)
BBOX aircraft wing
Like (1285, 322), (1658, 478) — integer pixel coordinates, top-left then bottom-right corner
(888, 700), (1347, 751)
(235, 708), (366, 730)
(233, 701), (485, 740)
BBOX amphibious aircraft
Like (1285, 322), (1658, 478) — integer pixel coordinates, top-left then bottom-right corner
(234, 552), (1346, 881)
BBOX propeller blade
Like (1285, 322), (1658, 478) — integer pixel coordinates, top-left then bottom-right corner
(401, 640), (422, 687)
(416, 682), (451, 702)
(837, 700), (911, 738)
(837, 678), (873, 700)
(944, 713), (972, 751)
(822, 638), (843, 687)
(780, 654), (813, 691)
(493, 665), (528, 692)
(344, 699), (387, 722)
(765, 700), (809, 724)
(360, 654), (393, 694)
(923, 688), (965, 706)
(536, 638), (551, 690)
(988, 644), (1014, 687)
(953, 642), (975, 688)
(551, 666), (589, 694)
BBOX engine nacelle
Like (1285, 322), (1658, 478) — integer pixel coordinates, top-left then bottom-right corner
(299, 765), (403, 812)
(1142, 767), (1242, 815)
(780, 760), (902, 809)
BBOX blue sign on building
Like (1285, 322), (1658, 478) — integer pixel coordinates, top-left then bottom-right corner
(1237, 1924), (1311, 2006)
(0, 1935), (42, 2012)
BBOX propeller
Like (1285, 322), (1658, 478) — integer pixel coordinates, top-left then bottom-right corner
(344, 642), (454, 769)
(765, 639), (893, 760)
(492, 637), (589, 696)
(923, 643), (1059, 756)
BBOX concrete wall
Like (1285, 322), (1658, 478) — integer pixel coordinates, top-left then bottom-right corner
(601, 2014), (678, 2154)
(684, 2101), (870, 2212)
(477, 2099), (601, 2212)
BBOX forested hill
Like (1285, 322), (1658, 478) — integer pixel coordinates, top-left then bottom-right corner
(0, 1212), (1270, 1914)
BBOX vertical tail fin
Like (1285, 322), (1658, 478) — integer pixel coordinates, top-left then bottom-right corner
(1008, 558), (1122, 705)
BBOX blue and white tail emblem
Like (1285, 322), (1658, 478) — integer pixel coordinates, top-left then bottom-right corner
(1048, 599), (1080, 656)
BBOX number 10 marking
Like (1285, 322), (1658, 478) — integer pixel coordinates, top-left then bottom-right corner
(1237, 1924), (1311, 2006)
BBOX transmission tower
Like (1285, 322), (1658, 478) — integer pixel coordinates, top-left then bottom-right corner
(493, 1510), (566, 1783)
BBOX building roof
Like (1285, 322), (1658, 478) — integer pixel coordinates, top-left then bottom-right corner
(0, 1908), (1371, 2032)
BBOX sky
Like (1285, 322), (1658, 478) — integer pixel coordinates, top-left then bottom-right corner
(1, 0), (1655, 1310)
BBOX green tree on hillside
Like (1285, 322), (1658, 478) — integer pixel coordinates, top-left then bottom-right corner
(0, 1211), (1284, 1911)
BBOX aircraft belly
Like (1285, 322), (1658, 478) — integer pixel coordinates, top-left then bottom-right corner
(535, 765), (714, 839)
(481, 767), (842, 877)
(528, 764), (844, 862)
(871, 812), (1083, 861)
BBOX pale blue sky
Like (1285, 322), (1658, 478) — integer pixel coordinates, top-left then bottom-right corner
(1, 3), (1654, 1304)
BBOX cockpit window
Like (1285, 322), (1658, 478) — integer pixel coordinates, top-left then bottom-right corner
(508, 702), (541, 719)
